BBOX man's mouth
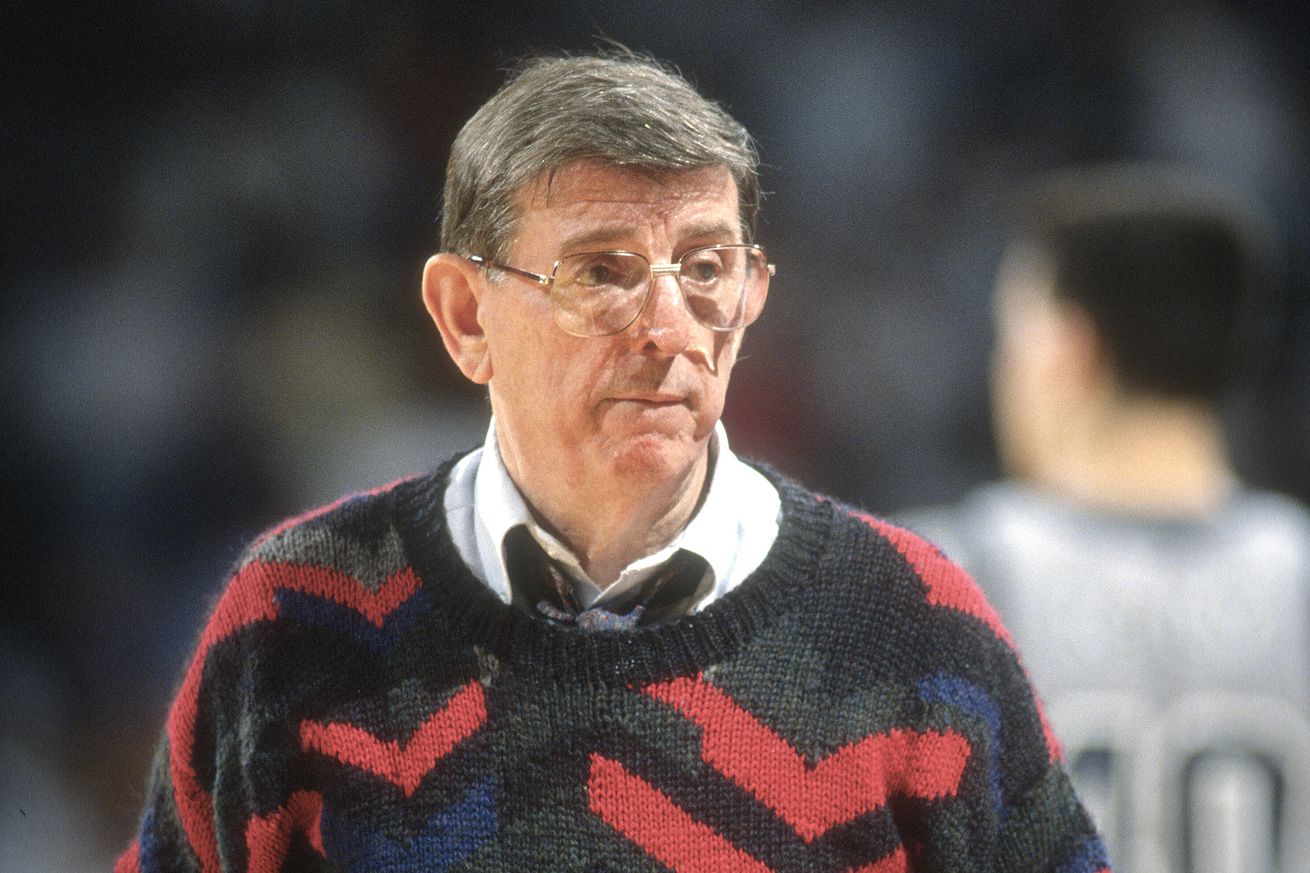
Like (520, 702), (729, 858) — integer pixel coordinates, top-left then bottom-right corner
(619, 392), (684, 404)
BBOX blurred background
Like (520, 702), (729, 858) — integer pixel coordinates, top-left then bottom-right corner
(3, 1), (1308, 869)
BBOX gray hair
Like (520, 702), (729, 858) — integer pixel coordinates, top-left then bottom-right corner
(440, 51), (760, 261)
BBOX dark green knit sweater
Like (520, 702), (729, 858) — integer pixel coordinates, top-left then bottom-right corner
(117, 458), (1110, 872)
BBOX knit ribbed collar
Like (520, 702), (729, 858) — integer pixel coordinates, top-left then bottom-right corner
(392, 451), (835, 687)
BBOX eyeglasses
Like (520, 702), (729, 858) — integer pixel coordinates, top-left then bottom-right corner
(467, 244), (774, 337)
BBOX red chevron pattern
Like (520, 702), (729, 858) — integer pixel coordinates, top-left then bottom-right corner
(115, 476), (1112, 871)
(245, 790), (325, 872)
(644, 676), (971, 843)
(166, 559), (423, 873)
(589, 754), (773, 873)
(849, 511), (1065, 763)
(299, 680), (487, 796)
(850, 511), (1015, 649)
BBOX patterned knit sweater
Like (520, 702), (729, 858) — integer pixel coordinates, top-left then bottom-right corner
(117, 457), (1110, 872)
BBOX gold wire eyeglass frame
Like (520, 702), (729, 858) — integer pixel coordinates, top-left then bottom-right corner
(466, 244), (775, 337)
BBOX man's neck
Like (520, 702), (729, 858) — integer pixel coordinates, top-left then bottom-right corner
(512, 448), (713, 588)
(1036, 397), (1238, 517)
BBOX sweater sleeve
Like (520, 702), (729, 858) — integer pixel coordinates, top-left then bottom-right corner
(911, 622), (1112, 872)
(983, 640), (1112, 873)
(855, 509), (1113, 872)
(114, 734), (206, 872)
(114, 552), (279, 873)
(114, 483), (408, 872)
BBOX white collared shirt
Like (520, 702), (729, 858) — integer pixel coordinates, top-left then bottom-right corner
(443, 419), (781, 614)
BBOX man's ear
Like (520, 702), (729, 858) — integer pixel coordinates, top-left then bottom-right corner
(1055, 302), (1105, 392)
(422, 254), (492, 384)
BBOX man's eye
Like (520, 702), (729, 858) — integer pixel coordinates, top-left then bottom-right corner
(683, 257), (723, 283)
(566, 255), (640, 288)
(580, 263), (615, 284)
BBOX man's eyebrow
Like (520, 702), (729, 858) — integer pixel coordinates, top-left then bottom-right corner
(558, 227), (633, 251)
(679, 221), (742, 242)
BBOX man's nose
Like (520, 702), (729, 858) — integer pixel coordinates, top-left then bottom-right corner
(629, 273), (695, 355)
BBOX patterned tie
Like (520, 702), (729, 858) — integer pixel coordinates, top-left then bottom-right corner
(503, 526), (709, 630)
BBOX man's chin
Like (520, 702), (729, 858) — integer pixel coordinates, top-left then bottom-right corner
(606, 431), (702, 482)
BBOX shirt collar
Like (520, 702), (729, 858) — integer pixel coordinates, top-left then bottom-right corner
(472, 417), (744, 608)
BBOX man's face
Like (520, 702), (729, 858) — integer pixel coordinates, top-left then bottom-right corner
(478, 160), (748, 503)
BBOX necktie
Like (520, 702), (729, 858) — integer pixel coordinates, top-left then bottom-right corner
(503, 526), (709, 630)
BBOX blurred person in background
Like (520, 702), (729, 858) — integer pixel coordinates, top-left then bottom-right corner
(114, 50), (1109, 872)
(901, 164), (1310, 873)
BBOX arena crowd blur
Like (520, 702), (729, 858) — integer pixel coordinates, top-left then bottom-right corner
(3, 3), (1308, 869)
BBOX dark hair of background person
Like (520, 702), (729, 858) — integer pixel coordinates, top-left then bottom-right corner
(1007, 166), (1275, 403)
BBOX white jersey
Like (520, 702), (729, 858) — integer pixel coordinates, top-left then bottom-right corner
(902, 482), (1310, 873)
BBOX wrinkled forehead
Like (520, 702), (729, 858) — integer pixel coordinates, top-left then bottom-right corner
(516, 160), (740, 228)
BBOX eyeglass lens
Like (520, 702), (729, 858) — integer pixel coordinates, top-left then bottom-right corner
(550, 246), (768, 337)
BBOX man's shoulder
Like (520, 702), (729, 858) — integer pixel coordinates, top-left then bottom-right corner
(795, 491), (1019, 652)
(236, 452), (470, 570)
(810, 488), (973, 570)
(223, 475), (413, 579)
(185, 469), (452, 654)
(833, 492), (1016, 642)
(766, 474), (977, 574)
(1228, 487), (1310, 539)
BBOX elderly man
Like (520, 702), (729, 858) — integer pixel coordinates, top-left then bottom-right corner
(117, 52), (1108, 872)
